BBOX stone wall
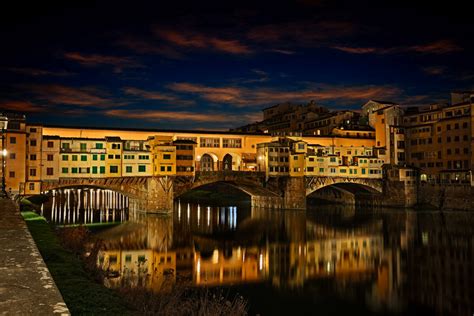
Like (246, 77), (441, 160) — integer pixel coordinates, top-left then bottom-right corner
(418, 183), (474, 211)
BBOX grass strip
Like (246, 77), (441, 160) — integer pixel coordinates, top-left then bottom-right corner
(21, 211), (136, 315)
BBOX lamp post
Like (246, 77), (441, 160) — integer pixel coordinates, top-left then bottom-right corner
(0, 115), (8, 198)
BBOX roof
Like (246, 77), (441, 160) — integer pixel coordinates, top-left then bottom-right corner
(37, 124), (269, 136)
(105, 136), (122, 142)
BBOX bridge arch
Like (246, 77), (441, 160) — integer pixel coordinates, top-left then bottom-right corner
(306, 176), (383, 196)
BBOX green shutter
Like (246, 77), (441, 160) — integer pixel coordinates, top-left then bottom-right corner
(93, 154), (97, 161)
(92, 166), (98, 174)
(62, 167), (68, 174)
(100, 154), (105, 161)
(72, 167), (78, 174)
(81, 155), (87, 161)
(99, 166), (105, 174)
(138, 165), (146, 172)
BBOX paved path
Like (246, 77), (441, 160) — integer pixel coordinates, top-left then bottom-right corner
(0, 198), (69, 315)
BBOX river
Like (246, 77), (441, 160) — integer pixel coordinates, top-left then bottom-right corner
(40, 193), (474, 315)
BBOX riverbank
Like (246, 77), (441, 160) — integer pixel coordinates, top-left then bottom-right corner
(0, 198), (69, 315)
(21, 211), (136, 315)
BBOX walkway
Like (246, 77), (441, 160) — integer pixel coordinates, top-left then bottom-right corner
(0, 198), (69, 315)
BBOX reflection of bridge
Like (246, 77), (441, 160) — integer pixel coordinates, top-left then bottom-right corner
(41, 170), (406, 213)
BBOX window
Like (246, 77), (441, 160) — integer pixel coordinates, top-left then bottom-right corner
(138, 165), (146, 172)
(447, 149), (452, 155)
(125, 255), (132, 263)
(92, 166), (98, 174)
(115, 155), (120, 159)
(330, 157), (336, 162)
(200, 137), (220, 148)
(447, 124), (451, 130)
(46, 168), (53, 176)
(30, 139), (37, 146)
(437, 126), (441, 132)
(29, 183), (35, 191)
(298, 143), (305, 150)
(163, 154), (171, 160)
(62, 143), (70, 149)
(111, 143), (121, 149)
(319, 168), (324, 173)
(10, 137), (16, 144)
(9, 171), (15, 178)
(222, 138), (242, 148)
(30, 128), (37, 133)
(29, 154), (37, 161)
(110, 166), (118, 173)
(72, 155), (78, 161)
(93, 154), (97, 161)
(100, 154), (105, 161)
(160, 166), (165, 172)
(72, 167), (78, 174)
(47, 154), (53, 161)
(293, 156), (298, 160)
(9, 153), (15, 159)
(463, 122), (468, 128)
(95, 143), (103, 149)
(126, 166), (132, 173)
(362, 168), (366, 174)
(81, 155), (87, 161)
(167, 166), (172, 172)
(100, 166), (105, 174)
(47, 141), (54, 148)
(29, 168), (36, 176)
(80, 143), (87, 151)
(108, 154), (114, 159)
(62, 167), (68, 174)
(62, 155), (68, 161)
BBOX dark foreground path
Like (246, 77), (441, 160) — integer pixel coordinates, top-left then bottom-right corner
(0, 198), (69, 315)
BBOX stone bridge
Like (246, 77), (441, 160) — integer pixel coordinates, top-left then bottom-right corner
(40, 171), (414, 213)
(305, 176), (383, 196)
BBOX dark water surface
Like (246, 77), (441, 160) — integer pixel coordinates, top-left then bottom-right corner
(43, 198), (474, 315)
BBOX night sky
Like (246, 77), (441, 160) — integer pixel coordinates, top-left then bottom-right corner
(1, 0), (473, 130)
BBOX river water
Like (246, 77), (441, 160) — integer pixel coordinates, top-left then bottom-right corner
(41, 196), (474, 315)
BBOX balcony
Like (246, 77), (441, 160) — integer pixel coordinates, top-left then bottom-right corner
(90, 148), (106, 154)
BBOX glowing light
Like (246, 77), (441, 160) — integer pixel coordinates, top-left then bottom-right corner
(259, 254), (263, 270)
(1, 149), (6, 157)
(212, 249), (219, 264)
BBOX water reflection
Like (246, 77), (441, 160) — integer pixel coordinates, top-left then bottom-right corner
(41, 188), (129, 225)
(92, 202), (473, 315)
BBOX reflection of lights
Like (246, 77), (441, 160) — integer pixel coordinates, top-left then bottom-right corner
(207, 207), (211, 227)
(197, 258), (201, 274)
(196, 155), (201, 160)
(187, 204), (190, 224)
(259, 254), (263, 270)
(2, 149), (7, 157)
(212, 249), (219, 264)
(197, 205), (200, 226)
(422, 232), (429, 246)
(326, 261), (331, 272)
(178, 202), (181, 221)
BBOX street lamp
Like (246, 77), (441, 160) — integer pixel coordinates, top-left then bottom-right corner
(0, 115), (8, 197)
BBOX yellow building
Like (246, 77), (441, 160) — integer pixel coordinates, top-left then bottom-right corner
(105, 137), (122, 177)
(173, 139), (196, 176)
(25, 125), (43, 194)
(41, 135), (60, 183)
(122, 140), (152, 177)
(149, 136), (176, 176)
(2, 113), (27, 195)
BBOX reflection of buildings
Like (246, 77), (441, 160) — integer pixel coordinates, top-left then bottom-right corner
(404, 212), (474, 315)
(93, 205), (474, 315)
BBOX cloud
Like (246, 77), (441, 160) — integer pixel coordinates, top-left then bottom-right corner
(105, 109), (258, 124)
(64, 52), (144, 73)
(422, 66), (447, 75)
(116, 37), (184, 59)
(332, 39), (462, 55)
(0, 100), (45, 112)
(247, 20), (355, 45)
(5, 67), (74, 77)
(154, 29), (252, 55)
(123, 87), (195, 105)
(26, 84), (118, 107)
(168, 82), (403, 107)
